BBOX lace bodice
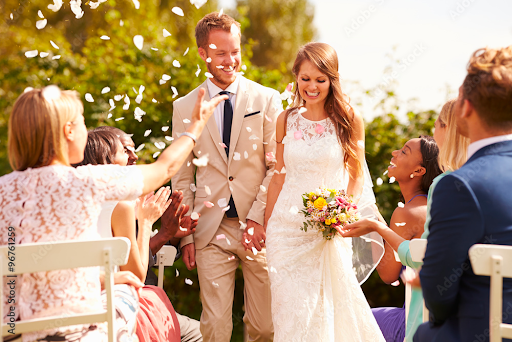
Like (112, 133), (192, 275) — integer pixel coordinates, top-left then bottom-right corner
(0, 164), (143, 341)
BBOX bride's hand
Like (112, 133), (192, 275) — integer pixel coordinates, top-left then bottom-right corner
(338, 218), (381, 237)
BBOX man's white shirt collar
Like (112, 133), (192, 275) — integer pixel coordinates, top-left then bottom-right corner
(467, 133), (512, 159)
(206, 75), (240, 98)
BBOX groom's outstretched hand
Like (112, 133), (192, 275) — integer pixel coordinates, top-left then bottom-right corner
(242, 219), (266, 252)
(182, 243), (196, 270)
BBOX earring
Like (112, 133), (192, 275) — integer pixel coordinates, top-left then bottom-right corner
(410, 174), (414, 179)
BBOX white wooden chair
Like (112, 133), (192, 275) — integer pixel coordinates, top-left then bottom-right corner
(409, 238), (429, 323)
(155, 245), (177, 289)
(469, 244), (512, 342)
(0, 238), (130, 342)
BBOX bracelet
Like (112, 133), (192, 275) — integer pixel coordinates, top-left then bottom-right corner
(180, 132), (197, 145)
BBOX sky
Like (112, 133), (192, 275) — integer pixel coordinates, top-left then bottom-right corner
(219, 0), (512, 120)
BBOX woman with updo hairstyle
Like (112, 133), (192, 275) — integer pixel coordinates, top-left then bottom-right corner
(264, 42), (386, 341)
(0, 85), (225, 341)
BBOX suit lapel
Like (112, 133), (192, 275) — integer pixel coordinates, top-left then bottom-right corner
(228, 77), (249, 164)
(202, 82), (228, 164)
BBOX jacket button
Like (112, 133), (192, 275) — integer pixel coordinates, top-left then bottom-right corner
(229, 176), (234, 181)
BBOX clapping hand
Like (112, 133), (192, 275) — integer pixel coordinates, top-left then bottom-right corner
(242, 219), (266, 252)
(136, 187), (173, 228)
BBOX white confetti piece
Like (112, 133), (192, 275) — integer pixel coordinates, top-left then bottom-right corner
(205, 185), (211, 195)
(389, 177), (396, 183)
(123, 96), (130, 110)
(153, 151), (161, 158)
(98, 87), (109, 94)
(133, 35), (143, 50)
(383, 170), (389, 175)
(216, 234), (226, 240)
(185, 278), (193, 285)
(183, 47), (189, 56)
(171, 86), (178, 98)
(233, 152), (241, 161)
(252, 247), (258, 255)
(52, 55), (61, 59)
(190, 0), (207, 9)
(260, 185), (267, 192)
(195, 65), (201, 77)
(162, 74), (171, 81)
(244, 151), (249, 159)
(38, 10), (44, 18)
(162, 28), (172, 38)
(152, 98), (158, 103)
(216, 65), (224, 69)
(246, 127), (252, 132)
(100, 35), (110, 40)
(151, 47), (158, 51)
(270, 266), (277, 273)
(135, 144), (145, 152)
(289, 206), (299, 215)
(85, 93), (94, 102)
(280, 167), (286, 174)
(159, 80), (166, 85)
(120, 19), (124, 26)
(242, 65), (247, 71)
(165, 136), (174, 141)
(172, 7), (184, 16)
(252, 144), (257, 150)
(205, 72), (214, 78)
(226, 237), (231, 245)
(183, 118), (191, 124)
(36, 19), (47, 29)
(247, 227), (254, 236)
(25, 50), (38, 58)
(135, 94), (142, 104)
(48, 0), (63, 12)
(115, 117), (124, 121)
(395, 222), (406, 227)
(176, 269), (179, 277)
(132, 0), (140, 9)
(39, 52), (49, 58)
(173, 60), (181, 68)
(162, 126), (169, 132)
(191, 212), (199, 220)
(397, 202), (405, 208)
(249, 134), (259, 140)
(376, 178), (383, 186)
(107, 113), (112, 119)
(70, 0), (84, 18)
(179, 226), (187, 231)
(228, 255), (235, 261)
(144, 130), (151, 137)
(218, 198), (228, 208)
(357, 140), (365, 148)
(246, 256), (254, 261)
(391, 280), (400, 287)
(206, 57), (212, 63)
(190, 183), (197, 192)
(114, 94), (123, 101)
(212, 281), (220, 288)
(192, 154), (209, 167)
(187, 162), (191, 167)
(154, 142), (166, 149)
(218, 8), (223, 16)
(209, 44), (217, 49)
(230, 23), (239, 35)
(204, 201), (214, 208)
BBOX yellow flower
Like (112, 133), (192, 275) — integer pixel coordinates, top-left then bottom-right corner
(308, 192), (315, 199)
(314, 197), (327, 210)
(331, 217), (337, 224)
(325, 219), (331, 225)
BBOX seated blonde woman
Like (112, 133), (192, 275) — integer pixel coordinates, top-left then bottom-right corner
(0, 86), (225, 341)
(341, 99), (469, 342)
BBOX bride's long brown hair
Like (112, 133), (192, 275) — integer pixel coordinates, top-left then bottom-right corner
(287, 42), (361, 177)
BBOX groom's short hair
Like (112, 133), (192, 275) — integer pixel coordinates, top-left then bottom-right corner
(195, 12), (241, 49)
(462, 46), (512, 130)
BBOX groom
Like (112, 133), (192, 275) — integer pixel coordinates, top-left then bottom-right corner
(171, 12), (282, 342)
(415, 46), (512, 341)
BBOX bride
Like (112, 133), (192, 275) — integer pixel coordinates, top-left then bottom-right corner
(264, 42), (385, 341)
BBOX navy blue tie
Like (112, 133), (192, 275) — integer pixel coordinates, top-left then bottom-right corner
(218, 91), (238, 218)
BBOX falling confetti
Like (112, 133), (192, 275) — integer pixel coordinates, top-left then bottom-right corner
(183, 118), (191, 124)
(219, 142), (227, 148)
(265, 115), (273, 122)
(265, 152), (275, 162)
(228, 255), (235, 261)
(222, 206), (230, 213)
(183, 47), (189, 56)
(101, 87), (110, 94)
(25, 50), (38, 58)
(176, 269), (179, 277)
(212, 281), (220, 288)
(249, 134), (259, 140)
(165, 136), (174, 141)
(383, 170), (389, 175)
(70, 0), (84, 18)
(132, 0), (140, 9)
(154, 142), (166, 149)
(36, 19), (47, 30)
(246, 127), (252, 132)
(389, 177), (396, 183)
(397, 202), (405, 208)
(252, 144), (257, 151)
(48, 0), (63, 12)
(123, 96), (130, 110)
(289, 206), (299, 214)
(195, 65), (201, 77)
(172, 7), (184, 16)
(205, 185), (211, 195)
(171, 86), (178, 98)
(260, 185), (267, 192)
(85, 93), (94, 102)
(230, 23), (239, 35)
(114, 117), (124, 121)
(190, 0), (208, 9)
(206, 57), (212, 63)
(135, 144), (145, 152)
(134, 107), (146, 122)
(52, 55), (61, 60)
(185, 278), (193, 285)
(246, 256), (254, 261)
(204, 201), (214, 208)
(151, 47), (158, 51)
(153, 151), (161, 158)
(280, 167), (286, 174)
(205, 72), (214, 78)
(395, 222), (406, 227)
(244, 151), (249, 159)
(144, 130), (151, 137)
(100, 35), (110, 40)
(376, 178), (383, 186)
(40, 52), (49, 58)
(248, 227), (254, 235)
(192, 154), (209, 167)
(209, 44), (217, 49)
(191, 212), (199, 220)
(357, 140), (365, 148)
(173, 60), (181, 68)
(218, 198), (228, 208)
(162, 74), (171, 81)
(315, 124), (325, 134)
(162, 126), (169, 132)
(133, 35), (143, 50)
(233, 152), (241, 161)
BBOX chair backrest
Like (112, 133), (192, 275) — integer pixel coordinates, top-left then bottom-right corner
(156, 245), (177, 289)
(469, 244), (512, 342)
(0, 237), (130, 341)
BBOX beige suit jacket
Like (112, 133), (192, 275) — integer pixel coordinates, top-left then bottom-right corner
(171, 76), (283, 250)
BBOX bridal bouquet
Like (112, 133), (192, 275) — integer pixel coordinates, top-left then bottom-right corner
(300, 188), (361, 240)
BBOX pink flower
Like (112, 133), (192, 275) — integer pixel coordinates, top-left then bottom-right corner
(286, 83), (293, 92)
(294, 131), (303, 140)
(315, 124), (325, 134)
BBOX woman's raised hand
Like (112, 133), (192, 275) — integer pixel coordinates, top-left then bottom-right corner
(190, 88), (228, 132)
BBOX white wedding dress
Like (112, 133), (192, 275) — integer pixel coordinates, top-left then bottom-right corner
(266, 109), (385, 342)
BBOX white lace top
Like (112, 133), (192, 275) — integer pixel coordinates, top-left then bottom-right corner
(1, 164), (144, 341)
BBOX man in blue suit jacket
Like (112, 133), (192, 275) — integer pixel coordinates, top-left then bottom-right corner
(415, 46), (512, 342)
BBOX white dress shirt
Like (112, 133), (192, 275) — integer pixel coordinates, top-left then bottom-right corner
(206, 76), (240, 138)
(467, 133), (512, 159)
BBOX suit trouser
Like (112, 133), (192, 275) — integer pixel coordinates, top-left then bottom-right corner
(196, 216), (273, 342)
